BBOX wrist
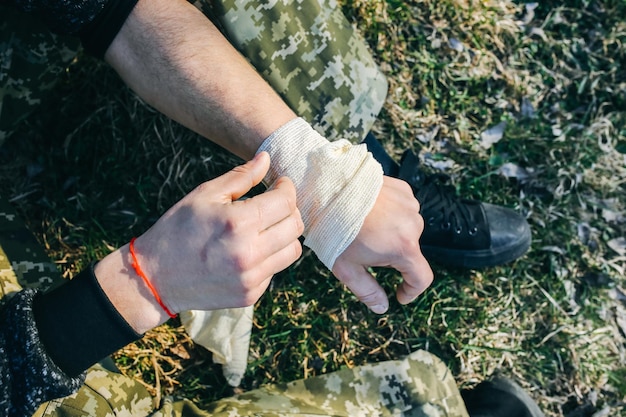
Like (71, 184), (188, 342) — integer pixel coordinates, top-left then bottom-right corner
(257, 118), (383, 269)
(94, 244), (171, 334)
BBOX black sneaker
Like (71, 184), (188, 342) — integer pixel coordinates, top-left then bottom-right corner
(398, 150), (531, 268)
(362, 133), (531, 269)
(461, 377), (546, 417)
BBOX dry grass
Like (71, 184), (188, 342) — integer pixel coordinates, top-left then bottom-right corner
(1, 0), (625, 416)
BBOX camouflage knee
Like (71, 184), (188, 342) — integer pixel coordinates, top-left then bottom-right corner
(203, 349), (469, 416)
(0, 5), (80, 144)
(193, 0), (388, 143)
(0, 196), (64, 300)
(32, 363), (155, 417)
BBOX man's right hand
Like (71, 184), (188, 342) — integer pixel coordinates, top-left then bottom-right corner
(95, 152), (304, 333)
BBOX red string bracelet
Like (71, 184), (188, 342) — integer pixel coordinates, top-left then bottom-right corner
(129, 237), (177, 319)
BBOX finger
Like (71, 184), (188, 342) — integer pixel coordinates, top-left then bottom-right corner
(257, 239), (303, 279)
(256, 208), (304, 257)
(242, 176), (298, 231)
(332, 262), (389, 314)
(394, 253), (434, 305)
(238, 273), (276, 308)
(210, 152), (271, 202)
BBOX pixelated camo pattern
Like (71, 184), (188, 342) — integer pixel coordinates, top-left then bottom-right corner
(196, 349), (469, 417)
(193, 0), (388, 143)
(34, 350), (468, 417)
(0, 198), (63, 300)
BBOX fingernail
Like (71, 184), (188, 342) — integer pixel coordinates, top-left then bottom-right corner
(371, 304), (388, 314)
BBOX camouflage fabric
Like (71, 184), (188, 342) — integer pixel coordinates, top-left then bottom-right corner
(32, 363), (155, 417)
(0, 5), (80, 145)
(33, 350), (469, 417)
(193, 0), (388, 143)
(196, 349), (470, 417)
(0, 197), (64, 299)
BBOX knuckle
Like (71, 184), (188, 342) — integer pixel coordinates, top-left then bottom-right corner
(397, 178), (413, 195)
(397, 234), (421, 258)
(238, 273), (270, 305)
(403, 212), (425, 234)
(425, 272), (434, 286)
(293, 240), (303, 259)
(230, 245), (257, 274)
(293, 214), (305, 236)
(222, 215), (244, 235)
(414, 212), (425, 230)
(193, 180), (212, 196)
(240, 291), (260, 307)
(281, 184), (298, 212)
(412, 197), (421, 213)
(285, 241), (303, 267)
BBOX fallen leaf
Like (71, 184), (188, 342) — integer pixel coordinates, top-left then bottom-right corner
(609, 287), (626, 303)
(601, 209), (625, 223)
(607, 237), (626, 255)
(448, 38), (464, 52)
(479, 121), (506, 149)
(424, 158), (455, 171)
(498, 162), (531, 181)
(528, 27), (548, 41)
(415, 125), (440, 144)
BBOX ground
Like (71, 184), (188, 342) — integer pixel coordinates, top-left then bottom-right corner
(1, 0), (625, 416)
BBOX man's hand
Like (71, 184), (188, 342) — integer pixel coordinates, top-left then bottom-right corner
(95, 152), (304, 333)
(332, 176), (434, 314)
(137, 152), (304, 312)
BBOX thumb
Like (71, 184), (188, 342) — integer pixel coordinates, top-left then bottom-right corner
(214, 152), (271, 202)
(332, 261), (389, 314)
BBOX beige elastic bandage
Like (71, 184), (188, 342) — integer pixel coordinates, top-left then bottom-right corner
(257, 118), (383, 270)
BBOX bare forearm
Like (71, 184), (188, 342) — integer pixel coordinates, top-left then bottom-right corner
(104, 0), (296, 159)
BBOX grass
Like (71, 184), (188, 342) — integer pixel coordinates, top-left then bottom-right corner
(1, 0), (625, 416)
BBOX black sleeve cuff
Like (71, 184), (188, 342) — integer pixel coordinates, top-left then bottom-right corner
(33, 263), (142, 378)
(79, 0), (139, 59)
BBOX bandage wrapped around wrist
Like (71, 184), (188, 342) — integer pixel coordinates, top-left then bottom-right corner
(257, 118), (383, 269)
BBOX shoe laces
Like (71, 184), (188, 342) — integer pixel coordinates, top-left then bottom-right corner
(413, 173), (480, 236)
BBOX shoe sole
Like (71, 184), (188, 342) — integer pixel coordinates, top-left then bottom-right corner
(421, 226), (531, 269)
(489, 377), (546, 417)
(462, 376), (546, 417)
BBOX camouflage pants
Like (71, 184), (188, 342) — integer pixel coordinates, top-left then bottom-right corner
(2, 1), (466, 416)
